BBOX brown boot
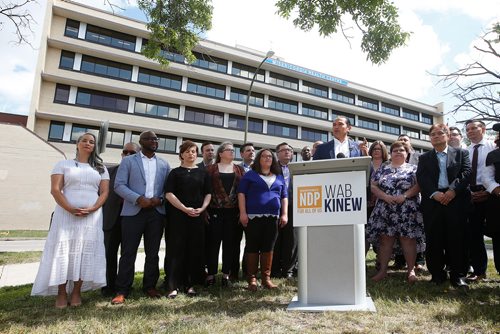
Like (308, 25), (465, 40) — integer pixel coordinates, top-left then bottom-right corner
(260, 252), (277, 289)
(246, 253), (259, 291)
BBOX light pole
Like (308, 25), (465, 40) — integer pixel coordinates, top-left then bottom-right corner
(244, 50), (275, 143)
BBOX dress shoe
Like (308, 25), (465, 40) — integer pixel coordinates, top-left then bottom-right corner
(145, 288), (161, 299)
(186, 287), (197, 297)
(451, 277), (469, 292)
(465, 273), (486, 283)
(166, 289), (178, 299)
(111, 294), (126, 305)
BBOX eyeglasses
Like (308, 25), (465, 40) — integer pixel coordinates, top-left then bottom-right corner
(372, 148), (382, 151)
(430, 131), (447, 138)
(261, 155), (273, 159)
(122, 150), (137, 155)
(223, 148), (235, 152)
(278, 148), (292, 153)
(450, 132), (461, 137)
(141, 137), (159, 142)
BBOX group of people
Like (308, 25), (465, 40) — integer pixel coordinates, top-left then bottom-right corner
(30, 115), (500, 308)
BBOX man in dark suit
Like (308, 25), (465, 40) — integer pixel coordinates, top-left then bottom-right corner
(313, 116), (368, 160)
(101, 142), (140, 297)
(417, 123), (471, 290)
(197, 142), (215, 169)
(111, 131), (171, 304)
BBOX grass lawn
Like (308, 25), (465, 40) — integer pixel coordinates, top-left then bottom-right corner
(0, 254), (499, 333)
(0, 230), (48, 239)
(0, 252), (43, 266)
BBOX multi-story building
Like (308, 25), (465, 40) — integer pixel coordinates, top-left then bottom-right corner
(28, 0), (443, 166)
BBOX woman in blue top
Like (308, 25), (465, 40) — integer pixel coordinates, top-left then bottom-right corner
(238, 149), (288, 291)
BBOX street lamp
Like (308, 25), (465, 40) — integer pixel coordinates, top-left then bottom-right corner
(244, 50), (275, 143)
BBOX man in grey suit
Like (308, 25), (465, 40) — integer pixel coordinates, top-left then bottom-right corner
(111, 131), (171, 304)
(101, 142), (140, 297)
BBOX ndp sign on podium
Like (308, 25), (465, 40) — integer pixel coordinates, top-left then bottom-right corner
(293, 171), (366, 227)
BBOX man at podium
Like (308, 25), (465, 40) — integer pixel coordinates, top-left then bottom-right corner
(313, 116), (368, 160)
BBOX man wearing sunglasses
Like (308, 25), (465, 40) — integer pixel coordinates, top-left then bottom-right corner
(112, 131), (171, 304)
(101, 142), (140, 297)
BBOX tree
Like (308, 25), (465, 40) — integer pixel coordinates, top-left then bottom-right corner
(0, 0), (37, 45)
(134, 0), (408, 66)
(439, 23), (500, 123)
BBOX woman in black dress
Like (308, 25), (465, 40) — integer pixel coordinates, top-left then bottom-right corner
(165, 141), (211, 297)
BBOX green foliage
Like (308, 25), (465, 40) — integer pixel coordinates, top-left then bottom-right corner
(275, 0), (410, 64)
(138, 0), (213, 66)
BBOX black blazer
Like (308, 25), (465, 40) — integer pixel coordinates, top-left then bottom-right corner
(416, 146), (471, 212)
(102, 165), (122, 231)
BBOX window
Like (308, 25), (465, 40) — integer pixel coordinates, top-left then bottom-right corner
(157, 135), (177, 153)
(402, 127), (420, 139)
(106, 129), (125, 147)
(143, 40), (185, 63)
(381, 122), (400, 135)
(85, 24), (136, 51)
(184, 107), (224, 127)
(267, 121), (297, 139)
(134, 98), (179, 119)
(70, 124), (99, 142)
(54, 84), (70, 103)
(402, 108), (419, 122)
(302, 103), (328, 120)
(191, 52), (227, 73)
(331, 88), (354, 104)
(301, 127), (328, 142)
(231, 62), (264, 82)
(302, 81), (328, 98)
(268, 96), (298, 113)
(381, 102), (400, 117)
(229, 88), (264, 106)
(421, 130), (430, 141)
(331, 110), (355, 126)
(59, 51), (75, 69)
(358, 116), (379, 131)
(137, 68), (182, 90)
(227, 114), (263, 133)
(187, 79), (225, 99)
(76, 88), (129, 113)
(269, 72), (298, 90)
(357, 96), (379, 111)
(48, 121), (65, 141)
(421, 113), (433, 125)
(81, 55), (132, 81)
(64, 19), (79, 38)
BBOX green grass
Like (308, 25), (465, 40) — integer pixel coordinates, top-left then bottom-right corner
(0, 253), (499, 333)
(0, 252), (43, 265)
(0, 230), (48, 239)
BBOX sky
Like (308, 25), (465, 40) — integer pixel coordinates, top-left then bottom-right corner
(0, 0), (498, 127)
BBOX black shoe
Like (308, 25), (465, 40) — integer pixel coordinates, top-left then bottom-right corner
(451, 277), (469, 292)
(205, 277), (215, 287)
(221, 276), (230, 288)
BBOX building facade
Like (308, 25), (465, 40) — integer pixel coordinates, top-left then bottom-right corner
(28, 0), (443, 166)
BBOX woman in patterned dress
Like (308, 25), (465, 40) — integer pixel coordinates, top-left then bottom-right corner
(367, 141), (424, 284)
(31, 133), (109, 308)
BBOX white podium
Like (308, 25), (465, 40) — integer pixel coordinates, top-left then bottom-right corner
(287, 157), (376, 312)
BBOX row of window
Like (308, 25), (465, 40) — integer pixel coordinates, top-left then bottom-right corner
(63, 19), (435, 125)
(53, 84), (328, 140)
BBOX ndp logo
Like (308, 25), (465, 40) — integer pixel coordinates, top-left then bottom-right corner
(297, 186), (322, 211)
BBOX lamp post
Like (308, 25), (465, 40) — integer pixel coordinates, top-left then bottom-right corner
(244, 50), (275, 143)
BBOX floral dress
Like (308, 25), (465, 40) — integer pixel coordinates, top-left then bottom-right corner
(366, 163), (425, 253)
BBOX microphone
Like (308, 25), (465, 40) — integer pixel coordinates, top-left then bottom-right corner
(336, 153), (346, 159)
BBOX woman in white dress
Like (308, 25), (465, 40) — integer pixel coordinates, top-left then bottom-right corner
(31, 133), (109, 308)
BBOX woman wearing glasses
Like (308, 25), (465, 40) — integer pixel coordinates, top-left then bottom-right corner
(205, 142), (245, 287)
(238, 149), (288, 291)
(366, 141), (424, 284)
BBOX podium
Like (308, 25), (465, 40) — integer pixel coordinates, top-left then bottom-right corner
(287, 157), (376, 312)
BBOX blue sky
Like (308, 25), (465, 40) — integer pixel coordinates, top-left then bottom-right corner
(0, 0), (498, 127)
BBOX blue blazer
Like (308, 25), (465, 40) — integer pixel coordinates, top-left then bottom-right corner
(114, 153), (171, 216)
(313, 138), (363, 160)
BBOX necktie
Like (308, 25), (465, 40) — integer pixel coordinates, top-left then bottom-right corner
(470, 144), (481, 186)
